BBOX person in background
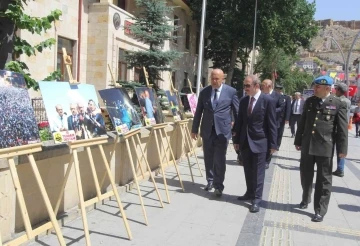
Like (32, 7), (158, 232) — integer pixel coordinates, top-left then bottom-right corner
(275, 84), (291, 147)
(352, 101), (360, 137)
(332, 83), (351, 177)
(191, 68), (239, 197)
(295, 76), (348, 222)
(290, 92), (304, 137)
(51, 104), (68, 132)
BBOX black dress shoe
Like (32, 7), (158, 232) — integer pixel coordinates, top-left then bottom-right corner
(265, 163), (269, 169)
(332, 170), (344, 177)
(249, 203), (260, 213)
(204, 183), (213, 191)
(214, 188), (223, 197)
(311, 214), (323, 222)
(299, 201), (308, 209)
(237, 194), (252, 201)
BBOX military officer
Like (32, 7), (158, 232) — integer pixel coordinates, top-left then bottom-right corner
(294, 76), (348, 222)
(275, 84), (291, 148)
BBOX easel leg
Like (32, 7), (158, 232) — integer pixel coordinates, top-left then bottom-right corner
(86, 147), (102, 199)
(184, 125), (203, 177)
(8, 158), (33, 239)
(98, 145), (133, 240)
(125, 139), (149, 225)
(0, 229), (2, 246)
(73, 149), (91, 245)
(160, 128), (185, 191)
(133, 135), (164, 208)
(27, 154), (66, 246)
(99, 136), (118, 189)
(180, 125), (195, 183)
(153, 130), (171, 203)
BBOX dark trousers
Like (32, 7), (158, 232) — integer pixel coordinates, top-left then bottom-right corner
(202, 128), (228, 190)
(277, 122), (285, 148)
(289, 114), (301, 135)
(300, 152), (333, 217)
(355, 123), (360, 135)
(241, 142), (266, 204)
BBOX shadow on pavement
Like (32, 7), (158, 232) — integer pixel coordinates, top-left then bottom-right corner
(275, 163), (300, 171)
(275, 155), (300, 162)
(338, 204), (360, 212)
(332, 186), (360, 197)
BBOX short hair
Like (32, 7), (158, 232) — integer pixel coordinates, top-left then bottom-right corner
(247, 75), (260, 86)
(336, 83), (348, 94)
(295, 92), (301, 96)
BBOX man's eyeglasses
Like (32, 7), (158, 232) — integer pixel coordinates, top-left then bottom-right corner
(243, 84), (252, 88)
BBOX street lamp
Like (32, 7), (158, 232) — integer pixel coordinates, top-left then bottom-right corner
(195, 0), (207, 97)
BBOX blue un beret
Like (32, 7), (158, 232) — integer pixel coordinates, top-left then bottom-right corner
(313, 76), (334, 86)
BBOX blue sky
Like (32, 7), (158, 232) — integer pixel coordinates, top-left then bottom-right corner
(307, 0), (360, 21)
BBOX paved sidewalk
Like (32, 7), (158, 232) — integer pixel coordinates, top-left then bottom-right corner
(28, 128), (360, 246)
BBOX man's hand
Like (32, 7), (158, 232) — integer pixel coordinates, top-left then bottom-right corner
(234, 144), (239, 151)
(270, 149), (277, 154)
(295, 145), (301, 151)
(339, 153), (347, 158)
(191, 133), (198, 140)
(285, 120), (289, 124)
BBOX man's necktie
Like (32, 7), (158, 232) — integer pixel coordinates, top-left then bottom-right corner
(213, 89), (218, 108)
(295, 100), (298, 113)
(60, 116), (63, 127)
(248, 96), (255, 115)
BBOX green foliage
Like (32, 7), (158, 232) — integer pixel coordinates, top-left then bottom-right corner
(125, 0), (182, 84)
(0, 0), (62, 90)
(39, 128), (52, 141)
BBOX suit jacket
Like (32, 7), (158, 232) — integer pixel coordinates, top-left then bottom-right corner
(291, 99), (305, 115)
(67, 115), (78, 131)
(192, 84), (239, 140)
(270, 90), (286, 127)
(294, 95), (348, 157)
(233, 93), (277, 153)
(284, 95), (291, 121)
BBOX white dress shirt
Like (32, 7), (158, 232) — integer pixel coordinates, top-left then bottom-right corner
(249, 90), (261, 112)
(211, 83), (223, 109)
(51, 114), (68, 132)
(293, 99), (301, 114)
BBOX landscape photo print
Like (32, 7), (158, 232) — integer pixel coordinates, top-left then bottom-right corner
(0, 70), (40, 148)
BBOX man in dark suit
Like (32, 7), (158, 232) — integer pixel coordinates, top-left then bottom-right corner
(275, 84), (291, 147)
(67, 103), (79, 131)
(290, 92), (304, 137)
(295, 76), (348, 222)
(261, 79), (285, 169)
(191, 69), (239, 197)
(233, 75), (277, 213)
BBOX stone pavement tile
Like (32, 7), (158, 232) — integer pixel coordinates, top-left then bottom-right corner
(291, 231), (327, 246)
(199, 239), (231, 246)
(324, 235), (359, 246)
(165, 222), (210, 246)
(206, 219), (242, 244)
(235, 232), (261, 246)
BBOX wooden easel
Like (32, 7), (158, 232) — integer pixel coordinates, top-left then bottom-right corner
(142, 68), (185, 203)
(50, 137), (132, 245)
(108, 64), (122, 88)
(102, 129), (164, 226)
(0, 143), (66, 246)
(62, 47), (77, 83)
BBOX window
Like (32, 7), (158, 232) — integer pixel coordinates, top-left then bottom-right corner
(116, 0), (126, 10)
(57, 37), (75, 81)
(173, 15), (178, 44)
(171, 71), (176, 88)
(185, 24), (190, 50)
(118, 48), (128, 81)
(202, 77), (206, 87)
(183, 72), (188, 87)
(195, 32), (200, 55)
(134, 67), (145, 83)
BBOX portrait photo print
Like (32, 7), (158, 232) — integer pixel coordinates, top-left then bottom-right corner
(0, 70), (40, 148)
(134, 87), (164, 126)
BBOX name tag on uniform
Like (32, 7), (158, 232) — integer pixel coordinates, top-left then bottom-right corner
(325, 105), (336, 110)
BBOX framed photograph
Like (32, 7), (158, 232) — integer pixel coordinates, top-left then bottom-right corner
(134, 87), (164, 126)
(99, 88), (142, 135)
(39, 82), (106, 143)
(165, 90), (183, 121)
(0, 70), (40, 148)
(186, 93), (198, 116)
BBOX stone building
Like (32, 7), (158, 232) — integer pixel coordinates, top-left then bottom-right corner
(20, 0), (209, 97)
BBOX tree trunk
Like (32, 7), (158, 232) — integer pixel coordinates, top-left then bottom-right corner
(0, 0), (15, 69)
(225, 41), (239, 85)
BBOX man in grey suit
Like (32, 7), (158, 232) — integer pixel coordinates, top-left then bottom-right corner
(290, 92), (305, 137)
(191, 69), (239, 197)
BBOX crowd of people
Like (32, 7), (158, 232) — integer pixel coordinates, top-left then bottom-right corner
(0, 86), (40, 148)
(192, 68), (348, 223)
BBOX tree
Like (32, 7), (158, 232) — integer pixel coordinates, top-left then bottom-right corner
(125, 0), (182, 87)
(0, 0), (62, 89)
(189, 0), (318, 84)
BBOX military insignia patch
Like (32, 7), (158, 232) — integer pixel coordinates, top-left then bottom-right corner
(320, 79), (327, 84)
(325, 105), (336, 110)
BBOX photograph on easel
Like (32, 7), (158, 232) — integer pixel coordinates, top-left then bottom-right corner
(0, 70), (40, 148)
(165, 90), (183, 121)
(99, 88), (142, 134)
(134, 87), (163, 126)
(187, 93), (198, 116)
(68, 84), (107, 139)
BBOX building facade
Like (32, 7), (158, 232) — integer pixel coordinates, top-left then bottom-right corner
(20, 0), (209, 97)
